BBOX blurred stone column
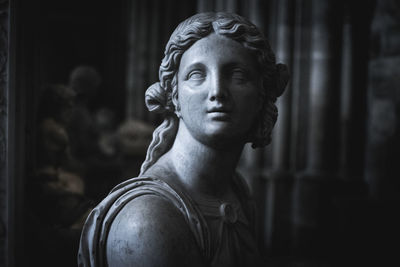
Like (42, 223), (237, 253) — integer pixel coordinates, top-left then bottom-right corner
(338, 12), (353, 180)
(197, 0), (238, 13)
(262, 0), (295, 254)
(365, 0), (400, 199)
(126, 0), (148, 120)
(1, 1), (35, 265)
(362, 3), (400, 264)
(197, 0), (214, 12)
(0, 2), (9, 264)
(291, 0), (343, 254)
(245, 0), (267, 30)
(290, 0), (312, 173)
(338, 1), (372, 183)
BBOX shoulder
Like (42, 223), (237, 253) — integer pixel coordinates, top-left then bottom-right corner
(106, 194), (206, 267)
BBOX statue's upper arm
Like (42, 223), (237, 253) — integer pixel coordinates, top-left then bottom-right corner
(106, 194), (206, 267)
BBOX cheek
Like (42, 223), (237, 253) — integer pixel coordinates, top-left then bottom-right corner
(234, 92), (262, 131)
(179, 90), (204, 121)
(234, 87), (261, 113)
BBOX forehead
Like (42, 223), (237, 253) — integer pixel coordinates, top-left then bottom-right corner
(179, 33), (258, 70)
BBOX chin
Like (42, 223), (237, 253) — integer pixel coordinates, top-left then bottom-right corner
(184, 120), (249, 149)
(199, 129), (245, 149)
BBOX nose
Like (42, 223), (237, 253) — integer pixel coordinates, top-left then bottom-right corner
(208, 73), (229, 101)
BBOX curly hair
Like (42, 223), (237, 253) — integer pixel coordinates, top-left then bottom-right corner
(140, 12), (288, 175)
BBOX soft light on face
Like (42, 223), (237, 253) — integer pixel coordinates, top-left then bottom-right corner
(176, 33), (262, 148)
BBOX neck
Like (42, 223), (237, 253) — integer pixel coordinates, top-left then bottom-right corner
(167, 121), (244, 197)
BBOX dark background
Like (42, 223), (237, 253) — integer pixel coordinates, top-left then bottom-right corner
(1, 0), (400, 266)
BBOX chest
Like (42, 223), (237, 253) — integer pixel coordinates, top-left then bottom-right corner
(194, 197), (261, 267)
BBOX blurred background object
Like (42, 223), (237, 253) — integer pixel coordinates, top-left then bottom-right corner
(1, 0), (400, 266)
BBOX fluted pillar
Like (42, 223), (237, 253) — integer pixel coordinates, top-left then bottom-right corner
(197, 0), (238, 13)
(338, 1), (371, 183)
(291, 0), (343, 253)
(0, 2), (9, 265)
(262, 0), (295, 253)
(126, 0), (147, 120)
(365, 0), (400, 199)
(3, 1), (38, 265)
(306, 2), (342, 173)
(339, 13), (353, 178)
(245, 0), (267, 30)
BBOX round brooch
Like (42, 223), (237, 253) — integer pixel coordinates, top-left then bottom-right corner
(219, 202), (238, 224)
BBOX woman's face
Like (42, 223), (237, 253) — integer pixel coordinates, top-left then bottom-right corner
(177, 33), (262, 148)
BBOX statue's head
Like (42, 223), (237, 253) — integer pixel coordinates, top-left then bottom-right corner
(140, 12), (288, 174)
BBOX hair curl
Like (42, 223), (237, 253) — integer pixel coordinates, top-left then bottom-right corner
(140, 12), (289, 175)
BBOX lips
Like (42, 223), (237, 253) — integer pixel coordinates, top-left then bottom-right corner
(207, 106), (232, 113)
(207, 106), (232, 121)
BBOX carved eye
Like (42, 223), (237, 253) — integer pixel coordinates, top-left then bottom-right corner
(188, 70), (205, 81)
(231, 68), (247, 82)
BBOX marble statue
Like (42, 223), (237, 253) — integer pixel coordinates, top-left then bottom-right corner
(78, 12), (289, 267)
